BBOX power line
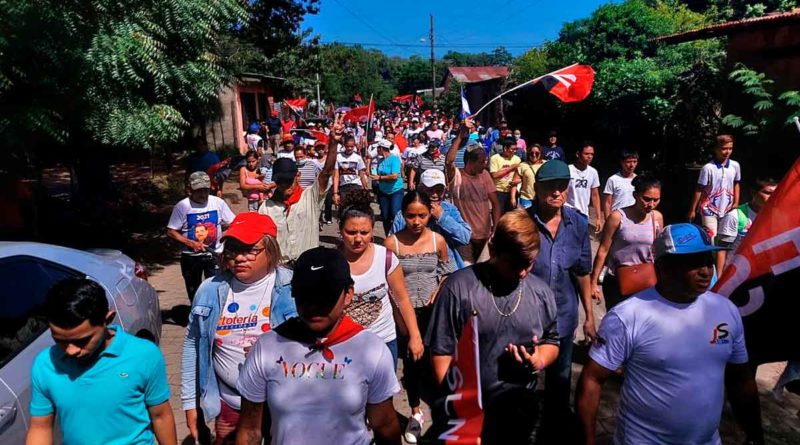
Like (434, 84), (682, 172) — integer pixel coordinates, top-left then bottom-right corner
(321, 41), (542, 49)
(330, 0), (401, 45)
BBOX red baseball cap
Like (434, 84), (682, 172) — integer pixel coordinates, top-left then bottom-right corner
(221, 213), (277, 245)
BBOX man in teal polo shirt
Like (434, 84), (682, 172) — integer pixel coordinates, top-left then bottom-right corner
(26, 278), (177, 445)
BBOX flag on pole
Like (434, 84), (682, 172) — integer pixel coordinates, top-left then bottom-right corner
(284, 98), (308, 116)
(713, 157), (800, 364)
(438, 315), (483, 444)
(343, 95), (374, 124)
(538, 64), (595, 103)
(472, 64), (595, 117)
(460, 85), (471, 120)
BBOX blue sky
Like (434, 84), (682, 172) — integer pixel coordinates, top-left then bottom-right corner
(303, 0), (608, 58)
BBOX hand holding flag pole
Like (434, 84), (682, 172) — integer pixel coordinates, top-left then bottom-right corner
(472, 63), (595, 117)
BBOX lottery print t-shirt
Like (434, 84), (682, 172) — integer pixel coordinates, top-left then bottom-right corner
(213, 272), (275, 409)
(237, 329), (400, 445)
(167, 196), (235, 255)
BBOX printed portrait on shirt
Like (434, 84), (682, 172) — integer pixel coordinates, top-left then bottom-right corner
(187, 211), (219, 246)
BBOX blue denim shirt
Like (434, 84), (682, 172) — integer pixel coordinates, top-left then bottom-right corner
(528, 203), (591, 338)
(391, 201), (472, 270)
(181, 267), (296, 419)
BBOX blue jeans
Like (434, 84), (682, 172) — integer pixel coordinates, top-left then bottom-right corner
(544, 335), (574, 418)
(378, 189), (404, 234)
(385, 339), (398, 369)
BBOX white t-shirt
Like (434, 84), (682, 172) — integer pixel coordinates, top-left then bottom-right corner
(405, 127), (423, 139)
(213, 272), (276, 409)
(590, 288), (748, 445)
(698, 159), (741, 217)
(246, 134), (263, 151)
(566, 164), (600, 216)
(276, 150), (296, 161)
(402, 145), (427, 162)
(336, 152), (367, 187)
(603, 172), (637, 211)
(426, 129), (444, 140)
(237, 329), (400, 445)
(347, 245), (399, 343)
(258, 178), (328, 263)
(167, 196), (235, 254)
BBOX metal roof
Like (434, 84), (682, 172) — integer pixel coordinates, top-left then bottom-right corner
(446, 66), (510, 83)
(656, 9), (800, 44)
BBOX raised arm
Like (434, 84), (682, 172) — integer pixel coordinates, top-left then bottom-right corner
(446, 118), (472, 179)
(318, 115), (343, 193)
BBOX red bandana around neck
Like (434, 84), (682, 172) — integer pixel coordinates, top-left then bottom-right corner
(283, 186), (304, 215)
(276, 316), (364, 362)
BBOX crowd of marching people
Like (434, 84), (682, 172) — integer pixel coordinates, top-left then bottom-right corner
(27, 103), (787, 445)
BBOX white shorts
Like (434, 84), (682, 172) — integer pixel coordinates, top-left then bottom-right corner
(702, 213), (738, 244)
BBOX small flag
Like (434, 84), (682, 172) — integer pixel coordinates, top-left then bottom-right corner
(538, 64), (595, 103)
(343, 96), (375, 123)
(460, 86), (471, 120)
(471, 64), (595, 117)
(284, 98), (307, 116)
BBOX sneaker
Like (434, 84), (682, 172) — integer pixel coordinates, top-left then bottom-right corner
(404, 412), (423, 444)
(325, 219), (333, 225)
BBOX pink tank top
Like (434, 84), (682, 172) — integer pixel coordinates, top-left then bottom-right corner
(243, 170), (262, 201)
(608, 210), (659, 271)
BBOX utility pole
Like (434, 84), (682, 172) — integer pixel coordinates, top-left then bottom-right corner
(430, 14), (436, 109)
(316, 72), (322, 117)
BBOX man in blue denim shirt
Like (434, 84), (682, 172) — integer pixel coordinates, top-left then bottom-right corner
(181, 212), (297, 444)
(526, 160), (598, 439)
(391, 169), (472, 269)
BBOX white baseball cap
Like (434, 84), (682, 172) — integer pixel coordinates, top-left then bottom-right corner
(420, 169), (446, 188)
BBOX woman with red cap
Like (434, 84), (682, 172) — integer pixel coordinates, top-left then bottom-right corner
(181, 212), (297, 444)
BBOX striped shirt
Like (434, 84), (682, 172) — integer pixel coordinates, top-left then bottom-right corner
(297, 160), (323, 189)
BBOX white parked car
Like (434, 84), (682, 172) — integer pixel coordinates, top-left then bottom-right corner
(0, 242), (161, 442)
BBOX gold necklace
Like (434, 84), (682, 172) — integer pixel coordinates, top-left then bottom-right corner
(488, 284), (523, 317)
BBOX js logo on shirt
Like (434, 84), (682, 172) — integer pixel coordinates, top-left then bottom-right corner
(710, 323), (730, 345)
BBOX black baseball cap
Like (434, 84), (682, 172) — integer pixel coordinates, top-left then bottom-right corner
(292, 247), (354, 307)
(502, 135), (517, 146)
(272, 158), (298, 184)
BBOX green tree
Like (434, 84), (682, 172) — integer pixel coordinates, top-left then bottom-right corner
(319, 44), (396, 106)
(722, 64), (800, 136)
(543, 0), (724, 161)
(0, 0), (247, 157)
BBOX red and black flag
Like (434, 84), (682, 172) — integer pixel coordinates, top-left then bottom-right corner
(713, 157), (800, 364)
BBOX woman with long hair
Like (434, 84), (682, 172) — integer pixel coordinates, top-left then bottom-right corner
(512, 143), (546, 209)
(590, 174), (664, 309)
(337, 189), (424, 366)
(426, 209), (560, 443)
(384, 191), (451, 443)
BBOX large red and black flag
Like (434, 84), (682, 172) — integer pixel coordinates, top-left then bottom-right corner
(713, 157), (800, 364)
(437, 315), (483, 444)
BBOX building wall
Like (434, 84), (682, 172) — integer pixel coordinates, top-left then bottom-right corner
(203, 81), (275, 154)
(727, 23), (800, 89)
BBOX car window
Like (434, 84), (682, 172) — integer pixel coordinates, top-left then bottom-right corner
(0, 256), (79, 367)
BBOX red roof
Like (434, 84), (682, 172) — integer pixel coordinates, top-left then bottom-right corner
(446, 66), (510, 83)
(657, 9), (800, 44)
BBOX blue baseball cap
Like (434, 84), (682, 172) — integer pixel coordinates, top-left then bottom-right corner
(653, 223), (727, 261)
(248, 122), (261, 134)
